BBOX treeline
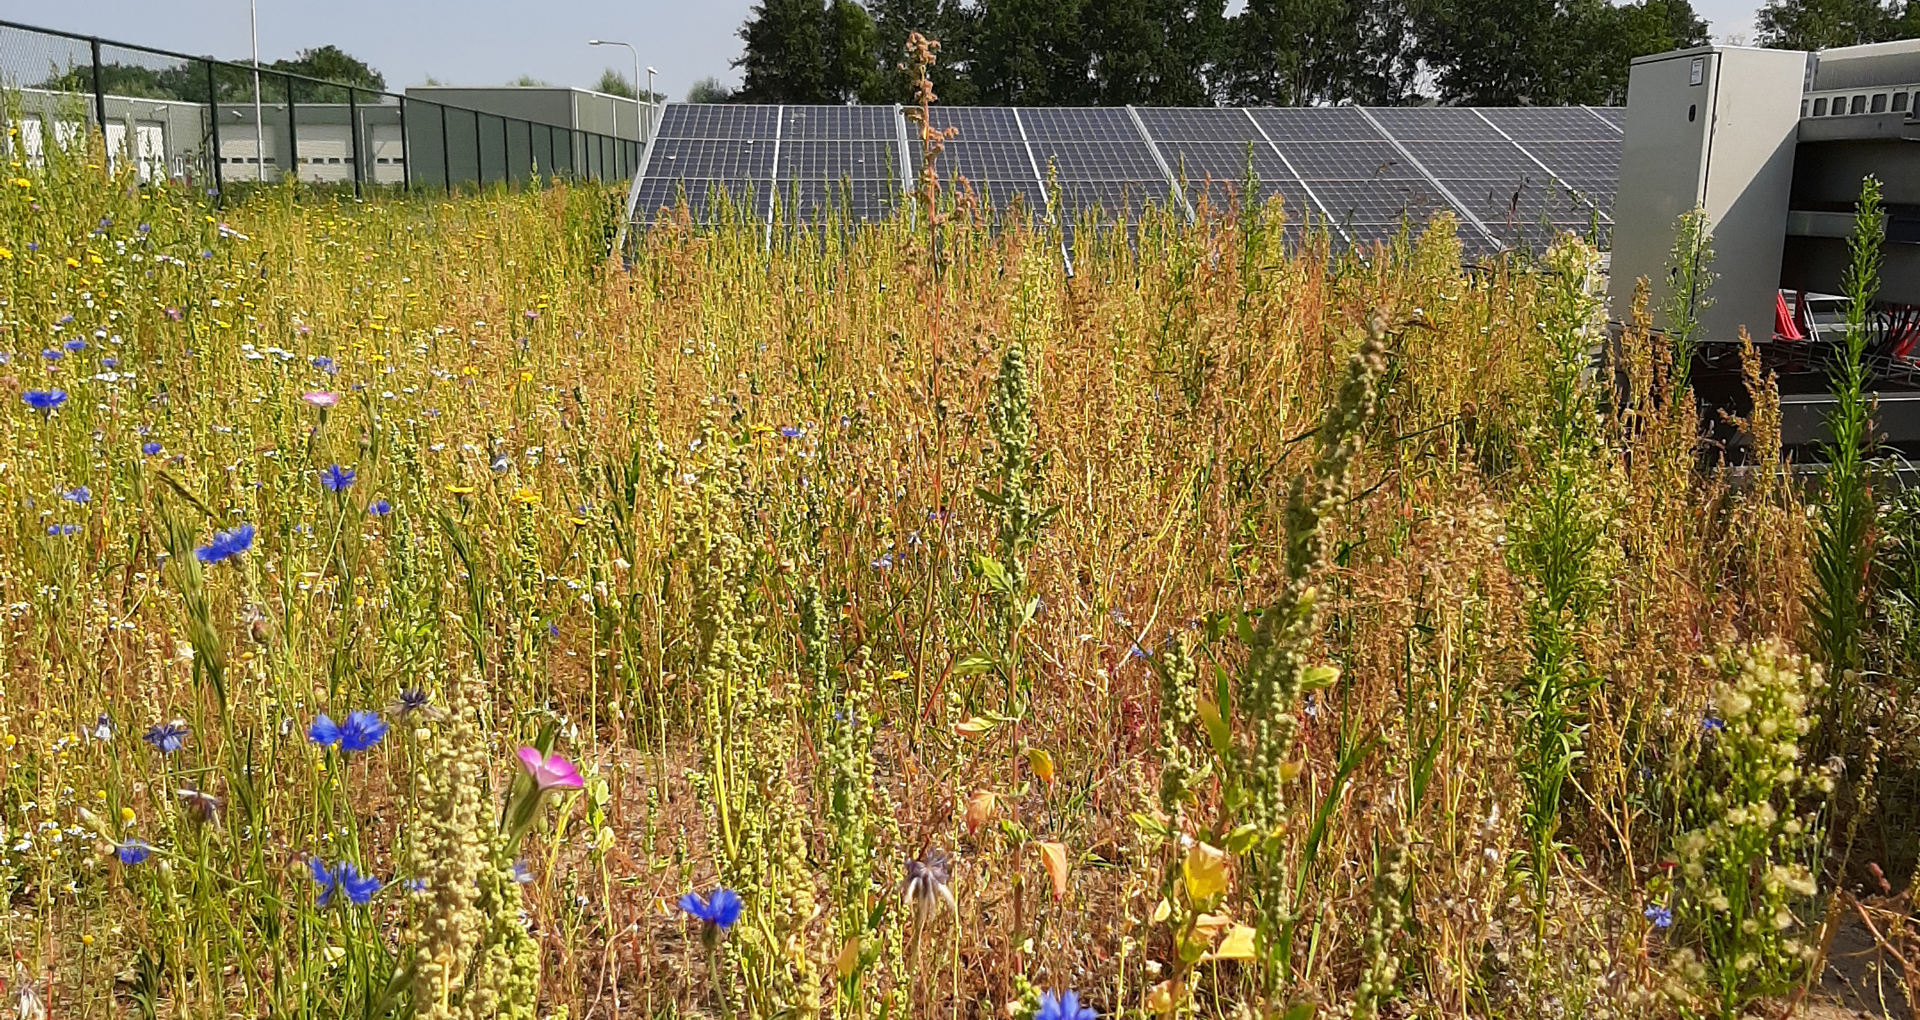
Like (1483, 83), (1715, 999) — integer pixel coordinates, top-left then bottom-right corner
(729, 0), (1712, 107)
(37, 46), (386, 105)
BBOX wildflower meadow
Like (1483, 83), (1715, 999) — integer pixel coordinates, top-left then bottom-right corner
(0, 88), (1913, 1020)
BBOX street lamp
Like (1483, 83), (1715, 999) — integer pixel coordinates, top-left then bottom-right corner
(250, 0), (264, 182)
(588, 39), (648, 143)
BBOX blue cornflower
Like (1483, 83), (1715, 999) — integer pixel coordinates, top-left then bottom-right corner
(403, 877), (428, 894)
(369, 499), (392, 516)
(338, 710), (388, 752)
(42, 348), (63, 362)
(308, 713), (342, 746)
(512, 860), (534, 884)
(22, 390), (67, 412)
(46, 524), (80, 537)
(142, 721), (188, 754)
(679, 887), (743, 930)
(871, 552), (894, 570)
(312, 355), (337, 375)
(63, 486), (90, 504)
(195, 524), (255, 564)
(116, 840), (151, 866)
(1037, 990), (1097, 1020)
(309, 858), (382, 907)
(779, 425), (804, 439)
(1702, 714), (1725, 734)
(103, 356), (118, 369)
(142, 441), (163, 457)
(64, 339), (86, 353)
(87, 714), (112, 742)
(1644, 904), (1673, 928)
(320, 465), (355, 492)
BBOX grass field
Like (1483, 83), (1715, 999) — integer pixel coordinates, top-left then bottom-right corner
(0, 111), (1901, 1020)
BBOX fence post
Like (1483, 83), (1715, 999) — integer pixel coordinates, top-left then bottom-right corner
(473, 109), (482, 186)
(347, 87), (362, 197)
(398, 99), (410, 192)
(285, 73), (298, 185)
(207, 61), (224, 197)
(89, 38), (107, 151)
(438, 103), (450, 190)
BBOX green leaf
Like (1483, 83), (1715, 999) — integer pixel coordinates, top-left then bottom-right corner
(951, 654), (995, 677)
(1195, 696), (1232, 766)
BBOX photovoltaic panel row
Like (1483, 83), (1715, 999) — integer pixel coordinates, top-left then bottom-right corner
(1245, 109), (1470, 252)
(922, 108), (1049, 223)
(769, 105), (904, 225)
(1135, 109), (1313, 233)
(1024, 108), (1179, 227)
(637, 104), (779, 223)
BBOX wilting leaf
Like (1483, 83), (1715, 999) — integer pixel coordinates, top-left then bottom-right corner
(1301, 664), (1340, 690)
(1183, 842), (1229, 904)
(1026, 747), (1055, 784)
(1146, 979), (1183, 1014)
(965, 789), (997, 834)
(1151, 897), (1171, 924)
(835, 936), (862, 978)
(1207, 923), (1258, 961)
(951, 656), (996, 678)
(1037, 841), (1069, 899)
(954, 715), (996, 737)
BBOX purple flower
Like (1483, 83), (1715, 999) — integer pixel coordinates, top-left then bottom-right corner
(195, 524), (255, 564)
(22, 390), (67, 412)
(142, 441), (163, 457)
(369, 499), (392, 516)
(308, 713), (342, 746)
(62, 486), (90, 504)
(1644, 904), (1672, 928)
(46, 524), (80, 537)
(779, 425), (804, 439)
(320, 465), (355, 492)
(1702, 715), (1725, 734)
(311, 355), (337, 375)
(142, 721), (188, 754)
(679, 887), (743, 929)
(309, 858), (381, 907)
(41, 348), (62, 362)
(116, 840), (151, 866)
(64, 339), (86, 353)
(164, 307), (182, 322)
(516, 747), (583, 790)
(1037, 990), (1096, 1020)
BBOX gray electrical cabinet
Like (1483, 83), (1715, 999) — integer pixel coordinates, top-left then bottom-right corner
(1610, 46), (1808, 341)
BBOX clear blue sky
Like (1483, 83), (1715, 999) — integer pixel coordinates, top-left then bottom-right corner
(14, 1), (759, 101)
(17, 0), (1762, 102)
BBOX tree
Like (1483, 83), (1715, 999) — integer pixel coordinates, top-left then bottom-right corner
(826, 0), (888, 103)
(1225, 0), (1417, 105)
(1415, 0), (1706, 105)
(268, 45), (385, 92)
(968, 0), (1093, 104)
(1757, 0), (1900, 48)
(687, 76), (737, 103)
(735, 0), (834, 102)
(1083, 0), (1228, 105)
(867, 0), (977, 103)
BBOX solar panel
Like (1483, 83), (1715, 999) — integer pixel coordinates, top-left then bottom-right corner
(780, 105), (900, 140)
(1311, 178), (1450, 225)
(1520, 140), (1620, 185)
(1250, 107), (1383, 142)
(632, 178), (765, 224)
(923, 107), (1022, 142)
(1275, 140), (1420, 180)
(1027, 138), (1167, 180)
(770, 180), (903, 223)
(1477, 107), (1619, 142)
(1018, 107), (1139, 141)
(649, 138), (775, 179)
(1134, 108), (1264, 143)
(1363, 107), (1504, 141)
(1398, 140), (1542, 180)
(656, 104), (781, 140)
(776, 140), (900, 180)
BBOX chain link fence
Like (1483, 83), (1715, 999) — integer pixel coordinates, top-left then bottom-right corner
(0, 18), (643, 196)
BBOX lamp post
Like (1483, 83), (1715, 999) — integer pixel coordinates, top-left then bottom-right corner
(588, 39), (646, 143)
(250, 0), (264, 182)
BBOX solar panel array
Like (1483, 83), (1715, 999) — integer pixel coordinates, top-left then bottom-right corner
(628, 103), (1623, 255)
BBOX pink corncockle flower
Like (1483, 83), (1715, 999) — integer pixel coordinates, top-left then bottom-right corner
(516, 747), (583, 791)
(302, 391), (341, 408)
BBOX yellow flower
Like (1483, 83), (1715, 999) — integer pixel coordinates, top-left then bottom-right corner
(11, 177), (28, 188)
(0, 247), (11, 260)
(119, 807), (135, 825)
(445, 484), (474, 495)
(80, 934), (93, 947)
(514, 488), (540, 507)
(65, 257), (80, 268)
